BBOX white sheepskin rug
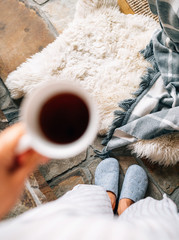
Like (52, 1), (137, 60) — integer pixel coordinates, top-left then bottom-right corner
(5, 0), (179, 166)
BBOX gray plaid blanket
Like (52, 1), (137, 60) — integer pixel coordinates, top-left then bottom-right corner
(97, 0), (179, 158)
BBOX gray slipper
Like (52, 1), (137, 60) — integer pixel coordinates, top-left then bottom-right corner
(95, 158), (119, 197)
(119, 164), (148, 202)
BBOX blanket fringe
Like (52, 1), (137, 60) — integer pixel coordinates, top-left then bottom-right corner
(134, 67), (156, 96)
(94, 148), (111, 159)
(102, 111), (126, 145)
(118, 98), (135, 111)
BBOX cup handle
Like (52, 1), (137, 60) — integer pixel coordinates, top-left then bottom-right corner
(16, 134), (31, 155)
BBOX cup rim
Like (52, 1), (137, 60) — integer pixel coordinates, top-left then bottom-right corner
(20, 81), (99, 159)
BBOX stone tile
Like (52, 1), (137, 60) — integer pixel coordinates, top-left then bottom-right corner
(141, 159), (179, 195)
(115, 155), (138, 174)
(28, 173), (39, 188)
(87, 157), (102, 184)
(0, 79), (18, 109)
(39, 150), (87, 181)
(28, 172), (48, 203)
(31, 187), (47, 203)
(0, 121), (8, 130)
(92, 136), (104, 151)
(0, 0), (55, 80)
(145, 181), (162, 200)
(170, 188), (179, 211)
(118, 169), (125, 194)
(50, 168), (91, 198)
(0, 122), (8, 131)
(25, 179), (45, 206)
(3, 108), (19, 125)
(33, 169), (57, 202)
(19, 187), (37, 208)
(53, 175), (84, 198)
(41, 0), (78, 33)
(33, 0), (49, 4)
(0, 78), (19, 125)
(0, 119), (8, 132)
(0, 109), (7, 123)
(111, 146), (134, 156)
(88, 136), (104, 158)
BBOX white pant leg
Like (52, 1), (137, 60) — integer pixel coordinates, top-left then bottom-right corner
(57, 184), (113, 217)
(2, 184), (113, 223)
(117, 194), (179, 238)
(119, 194), (178, 221)
(0, 188), (179, 240)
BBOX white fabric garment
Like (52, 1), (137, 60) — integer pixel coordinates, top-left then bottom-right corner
(0, 184), (178, 240)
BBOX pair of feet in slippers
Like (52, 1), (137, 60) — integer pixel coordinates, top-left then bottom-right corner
(95, 158), (148, 215)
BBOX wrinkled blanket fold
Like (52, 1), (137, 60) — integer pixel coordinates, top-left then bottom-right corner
(99, 0), (179, 158)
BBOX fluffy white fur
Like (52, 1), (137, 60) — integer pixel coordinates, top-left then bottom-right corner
(5, 0), (179, 165)
(129, 132), (179, 166)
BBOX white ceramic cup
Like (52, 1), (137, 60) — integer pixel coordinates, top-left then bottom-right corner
(17, 81), (99, 159)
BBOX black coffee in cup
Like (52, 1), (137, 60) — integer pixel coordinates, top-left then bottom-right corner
(39, 93), (89, 144)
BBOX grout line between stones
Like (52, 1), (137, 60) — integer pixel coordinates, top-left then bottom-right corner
(46, 148), (90, 185)
(20, 0), (59, 37)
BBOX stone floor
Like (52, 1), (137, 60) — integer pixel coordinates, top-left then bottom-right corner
(0, 0), (178, 219)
